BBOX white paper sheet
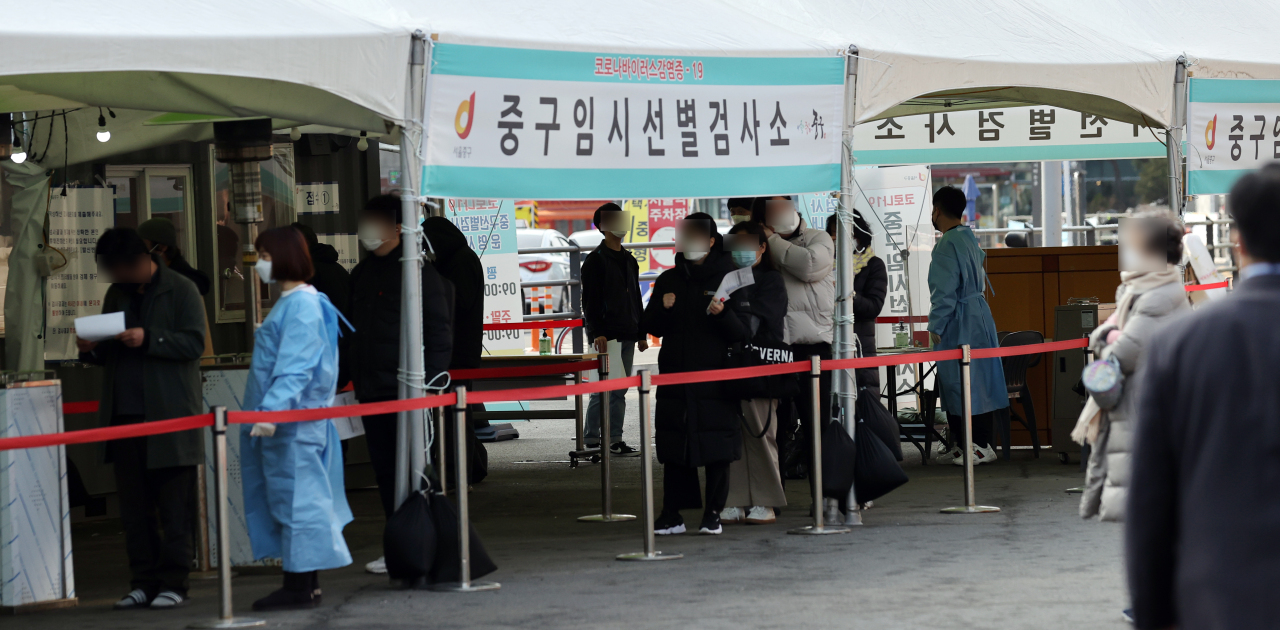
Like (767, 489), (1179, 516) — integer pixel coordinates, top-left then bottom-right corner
(330, 391), (365, 440)
(602, 339), (624, 380)
(713, 267), (755, 304)
(73, 311), (125, 342)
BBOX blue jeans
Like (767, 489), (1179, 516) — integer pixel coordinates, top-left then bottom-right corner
(585, 341), (635, 445)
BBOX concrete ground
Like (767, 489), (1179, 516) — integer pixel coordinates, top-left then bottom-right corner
(16, 368), (1129, 630)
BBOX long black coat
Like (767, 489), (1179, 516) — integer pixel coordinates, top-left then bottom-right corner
(641, 251), (741, 467)
(424, 217), (484, 370)
(347, 242), (454, 402)
(1126, 272), (1280, 630)
(853, 256), (888, 387)
(80, 259), (206, 469)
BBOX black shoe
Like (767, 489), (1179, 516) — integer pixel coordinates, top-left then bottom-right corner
(253, 571), (319, 611)
(610, 441), (639, 456)
(654, 511), (686, 535)
(699, 512), (723, 535)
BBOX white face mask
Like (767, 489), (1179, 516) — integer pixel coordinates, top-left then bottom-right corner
(769, 211), (800, 235)
(358, 222), (388, 251)
(610, 229), (627, 237)
(684, 250), (707, 261)
(730, 214), (752, 224)
(254, 259), (274, 284)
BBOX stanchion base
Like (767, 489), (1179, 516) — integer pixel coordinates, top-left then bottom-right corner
(940, 505), (1001, 514)
(1064, 487), (1084, 494)
(578, 513), (637, 522)
(429, 580), (501, 592)
(787, 525), (851, 535)
(616, 551), (683, 561)
(188, 617), (266, 629)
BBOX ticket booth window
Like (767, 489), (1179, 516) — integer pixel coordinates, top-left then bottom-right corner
(105, 166), (197, 258)
(208, 144), (296, 323)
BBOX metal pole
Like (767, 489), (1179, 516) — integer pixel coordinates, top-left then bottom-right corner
(569, 245), (584, 354)
(942, 345), (1000, 514)
(241, 227), (259, 351)
(394, 31), (430, 512)
(790, 356), (850, 535)
(574, 370), (585, 452)
(579, 352), (635, 522)
(834, 47), (862, 527)
(1041, 161), (1063, 248)
(432, 387), (500, 592)
(1168, 56), (1188, 216)
(189, 407), (264, 629)
(435, 406), (447, 497)
(618, 369), (681, 561)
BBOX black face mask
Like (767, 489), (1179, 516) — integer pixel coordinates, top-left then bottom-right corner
(931, 209), (941, 233)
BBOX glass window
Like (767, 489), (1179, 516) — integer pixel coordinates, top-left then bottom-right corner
(148, 173), (193, 258)
(209, 144), (296, 323)
(108, 175), (142, 230)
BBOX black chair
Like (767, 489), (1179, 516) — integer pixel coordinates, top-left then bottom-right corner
(994, 330), (1043, 459)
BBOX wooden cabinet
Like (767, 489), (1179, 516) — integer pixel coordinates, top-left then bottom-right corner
(983, 246), (1120, 447)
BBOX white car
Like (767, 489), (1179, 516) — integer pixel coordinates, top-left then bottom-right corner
(517, 228), (573, 314)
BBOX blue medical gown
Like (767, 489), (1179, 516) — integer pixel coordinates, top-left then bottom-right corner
(240, 287), (353, 572)
(927, 227), (1009, 417)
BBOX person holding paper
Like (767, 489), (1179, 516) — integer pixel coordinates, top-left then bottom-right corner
(640, 213), (740, 536)
(926, 186), (1008, 466)
(238, 226), (353, 611)
(580, 202), (646, 455)
(77, 228), (206, 611)
(714, 221), (789, 525)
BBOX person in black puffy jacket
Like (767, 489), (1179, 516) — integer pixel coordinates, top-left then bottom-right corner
(827, 212), (888, 389)
(640, 213), (740, 536)
(716, 221), (789, 525)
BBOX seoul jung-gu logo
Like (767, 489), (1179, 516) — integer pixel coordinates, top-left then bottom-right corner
(1205, 114), (1217, 150)
(455, 91), (476, 139)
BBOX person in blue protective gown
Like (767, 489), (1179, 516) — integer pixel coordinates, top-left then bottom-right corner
(240, 226), (354, 611)
(927, 186), (1009, 466)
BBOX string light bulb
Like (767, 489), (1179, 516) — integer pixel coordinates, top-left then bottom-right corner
(357, 131), (368, 151)
(10, 129), (25, 163)
(289, 127), (301, 142)
(96, 108), (111, 143)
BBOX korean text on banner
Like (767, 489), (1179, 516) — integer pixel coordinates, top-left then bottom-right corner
(446, 199), (524, 354)
(1186, 78), (1280, 195)
(423, 44), (845, 199)
(644, 198), (693, 273)
(852, 106), (1165, 166)
(45, 188), (113, 361)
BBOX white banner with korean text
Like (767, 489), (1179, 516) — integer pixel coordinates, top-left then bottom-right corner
(445, 199), (525, 355)
(852, 106), (1165, 166)
(424, 44), (845, 200)
(1186, 78), (1280, 195)
(45, 189), (113, 361)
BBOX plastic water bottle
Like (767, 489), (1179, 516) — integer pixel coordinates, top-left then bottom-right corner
(539, 330), (551, 355)
(894, 323), (908, 348)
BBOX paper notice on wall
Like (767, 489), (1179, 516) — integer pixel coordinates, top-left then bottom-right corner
(317, 233), (359, 271)
(296, 182), (339, 214)
(45, 188), (114, 361)
(446, 199), (524, 355)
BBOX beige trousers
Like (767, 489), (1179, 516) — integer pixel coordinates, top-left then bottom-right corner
(726, 398), (787, 508)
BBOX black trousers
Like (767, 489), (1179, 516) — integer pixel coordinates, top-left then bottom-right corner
(111, 435), (195, 597)
(947, 411), (996, 450)
(662, 461), (730, 516)
(364, 405), (484, 519)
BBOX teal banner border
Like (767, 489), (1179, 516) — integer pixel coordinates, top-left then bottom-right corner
(853, 142), (1166, 166)
(431, 43), (844, 86)
(1189, 78), (1280, 104)
(422, 164), (839, 199)
(1188, 169), (1252, 196)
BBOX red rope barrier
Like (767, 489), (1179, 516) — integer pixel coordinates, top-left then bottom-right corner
(1185, 280), (1229, 291)
(62, 401), (99, 415)
(483, 319), (583, 331)
(0, 337), (1096, 452)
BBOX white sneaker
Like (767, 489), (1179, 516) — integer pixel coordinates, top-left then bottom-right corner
(935, 445), (964, 464)
(720, 507), (744, 524)
(364, 556), (387, 574)
(951, 444), (997, 466)
(744, 506), (776, 524)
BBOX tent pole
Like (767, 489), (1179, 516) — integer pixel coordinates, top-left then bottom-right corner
(837, 46), (862, 526)
(1040, 161), (1063, 247)
(395, 31), (429, 511)
(1168, 56), (1187, 215)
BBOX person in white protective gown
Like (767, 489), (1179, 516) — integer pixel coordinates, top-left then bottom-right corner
(239, 226), (353, 611)
(927, 186), (1009, 467)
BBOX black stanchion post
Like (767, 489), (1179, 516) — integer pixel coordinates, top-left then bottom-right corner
(580, 352), (635, 523)
(189, 407), (264, 629)
(942, 345), (1001, 514)
(789, 356), (850, 536)
(618, 369), (681, 561)
(432, 386), (500, 592)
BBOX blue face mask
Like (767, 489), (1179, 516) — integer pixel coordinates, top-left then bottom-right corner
(731, 250), (757, 268)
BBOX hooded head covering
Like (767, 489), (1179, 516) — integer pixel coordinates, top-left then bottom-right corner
(422, 216), (469, 267)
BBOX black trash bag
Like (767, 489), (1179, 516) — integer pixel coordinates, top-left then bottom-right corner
(854, 421), (909, 503)
(382, 491), (437, 581)
(821, 419), (856, 500)
(428, 493), (498, 584)
(856, 387), (903, 462)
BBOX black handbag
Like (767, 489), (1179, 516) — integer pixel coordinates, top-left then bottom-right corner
(723, 335), (798, 400)
(853, 420), (909, 503)
(382, 491), (438, 581)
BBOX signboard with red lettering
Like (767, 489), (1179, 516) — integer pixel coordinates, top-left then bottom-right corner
(642, 198), (694, 273)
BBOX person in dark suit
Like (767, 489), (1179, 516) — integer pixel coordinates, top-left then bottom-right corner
(1126, 164), (1280, 630)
